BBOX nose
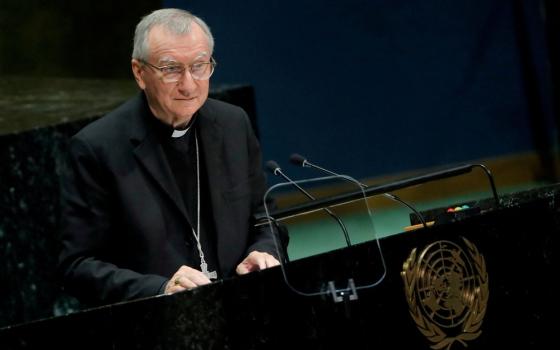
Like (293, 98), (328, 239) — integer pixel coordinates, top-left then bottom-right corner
(177, 68), (197, 90)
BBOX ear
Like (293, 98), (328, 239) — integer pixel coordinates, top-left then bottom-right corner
(131, 59), (146, 90)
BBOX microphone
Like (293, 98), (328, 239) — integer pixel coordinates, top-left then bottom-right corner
(290, 153), (368, 188)
(289, 154), (428, 229)
(265, 160), (352, 247)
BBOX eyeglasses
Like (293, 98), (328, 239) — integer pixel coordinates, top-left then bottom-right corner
(140, 57), (217, 83)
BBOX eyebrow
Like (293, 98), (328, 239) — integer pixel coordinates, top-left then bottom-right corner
(157, 58), (180, 65)
(194, 52), (210, 60)
(156, 53), (211, 66)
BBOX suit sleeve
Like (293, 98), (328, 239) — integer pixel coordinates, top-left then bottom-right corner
(57, 136), (167, 306)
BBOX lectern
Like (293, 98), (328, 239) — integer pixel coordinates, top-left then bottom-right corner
(1, 183), (557, 349)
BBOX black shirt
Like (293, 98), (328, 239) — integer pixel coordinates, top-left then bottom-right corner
(155, 117), (220, 279)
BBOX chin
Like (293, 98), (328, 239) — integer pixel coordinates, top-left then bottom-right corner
(182, 107), (200, 118)
(169, 114), (192, 127)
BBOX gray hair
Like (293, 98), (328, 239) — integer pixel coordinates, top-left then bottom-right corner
(132, 8), (214, 60)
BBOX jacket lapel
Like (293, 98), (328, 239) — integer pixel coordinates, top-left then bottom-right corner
(198, 106), (227, 265)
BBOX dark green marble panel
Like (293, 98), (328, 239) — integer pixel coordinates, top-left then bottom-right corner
(0, 76), (137, 135)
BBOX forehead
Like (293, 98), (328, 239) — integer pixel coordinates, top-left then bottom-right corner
(147, 24), (210, 61)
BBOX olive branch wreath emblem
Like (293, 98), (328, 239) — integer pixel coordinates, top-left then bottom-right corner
(401, 237), (489, 350)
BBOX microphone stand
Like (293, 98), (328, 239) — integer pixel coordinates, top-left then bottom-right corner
(266, 161), (352, 247)
(290, 154), (428, 229)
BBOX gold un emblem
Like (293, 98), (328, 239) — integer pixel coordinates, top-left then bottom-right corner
(401, 238), (489, 349)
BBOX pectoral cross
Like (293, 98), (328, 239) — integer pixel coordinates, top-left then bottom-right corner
(201, 262), (217, 280)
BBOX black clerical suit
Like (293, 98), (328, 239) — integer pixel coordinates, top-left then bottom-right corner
(58, 93), (278, 305)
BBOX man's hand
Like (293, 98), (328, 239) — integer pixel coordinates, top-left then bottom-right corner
(236, 251), (280, 275)
(164, 265), (212, 294)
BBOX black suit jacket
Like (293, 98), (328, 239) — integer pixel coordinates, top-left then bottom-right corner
(58, 93), (278, 305)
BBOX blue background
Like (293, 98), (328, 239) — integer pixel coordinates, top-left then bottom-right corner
(164, 0), (556, 181)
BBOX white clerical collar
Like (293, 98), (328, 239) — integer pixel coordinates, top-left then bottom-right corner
(171, 127), (190, 138)
(170, 116), (197, 138)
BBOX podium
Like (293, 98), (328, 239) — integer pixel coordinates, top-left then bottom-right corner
(1, 184), (557, 349)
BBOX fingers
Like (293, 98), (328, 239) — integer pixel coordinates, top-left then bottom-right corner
(265, 254), (281, 268)
(236, 263), (250, 275)
(164, 265), (212, 295)
(235, 251), (281, 275)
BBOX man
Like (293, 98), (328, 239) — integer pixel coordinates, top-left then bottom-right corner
(58, 8), (281, 306)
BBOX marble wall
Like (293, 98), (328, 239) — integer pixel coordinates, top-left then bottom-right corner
(1, 121), (93, 328)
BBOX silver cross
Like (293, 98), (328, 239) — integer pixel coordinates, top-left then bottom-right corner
(201, 262), (217, 280)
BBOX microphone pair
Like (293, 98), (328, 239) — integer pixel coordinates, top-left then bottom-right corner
(266, 154), (353, 247)
(266, 153), (348, 179)
(265, 154), (428, 245)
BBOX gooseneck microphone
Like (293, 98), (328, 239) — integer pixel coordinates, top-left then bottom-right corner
(265, 160), (352, 247)
(289, 154), (428, 229)
(290, 153), (368, 186)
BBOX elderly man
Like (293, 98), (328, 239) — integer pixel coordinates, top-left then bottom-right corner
(58, 8), (280, 306)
